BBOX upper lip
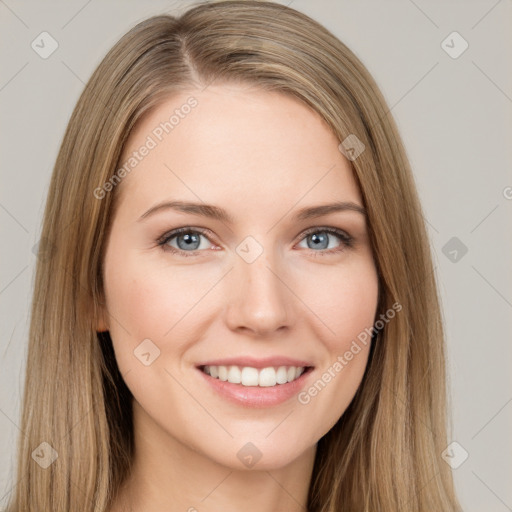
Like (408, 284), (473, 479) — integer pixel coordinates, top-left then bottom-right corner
(196, 356), (314, 369)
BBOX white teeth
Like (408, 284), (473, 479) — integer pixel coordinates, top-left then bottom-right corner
(276, 366), (288, 384)
(227, 365), (241, 384)
(259, 367), (276, 387)
(241, 367), (259, 386)
(201, 365), (307, 387)
(218, 366), (228, 381)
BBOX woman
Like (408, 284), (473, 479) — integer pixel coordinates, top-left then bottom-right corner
(7, 1), (461, 511)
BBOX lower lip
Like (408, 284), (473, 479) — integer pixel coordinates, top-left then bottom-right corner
(196, 367), (313, 408)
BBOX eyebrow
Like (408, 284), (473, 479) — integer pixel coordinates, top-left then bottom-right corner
(138, 200), (367, 223)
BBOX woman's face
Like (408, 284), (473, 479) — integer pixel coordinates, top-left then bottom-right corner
(100, 83), (379, 470)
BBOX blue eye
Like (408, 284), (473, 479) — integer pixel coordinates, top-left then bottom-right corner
(157, 226), (353, 257)
(157, 227), (213, 256)
(297, 227), (353, 256)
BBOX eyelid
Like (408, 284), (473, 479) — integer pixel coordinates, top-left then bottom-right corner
(297, 225), (352, 243)
(156, 226), (215, 246)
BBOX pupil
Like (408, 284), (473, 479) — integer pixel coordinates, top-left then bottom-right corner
(179, 233), (199, 250)
(310, 232), (328, 249)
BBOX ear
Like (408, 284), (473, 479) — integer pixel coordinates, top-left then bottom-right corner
(96, 308), (109, 332)
(94, 294), (110, 332)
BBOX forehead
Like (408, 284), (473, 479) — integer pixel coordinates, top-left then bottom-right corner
(115, 84), (362, 215)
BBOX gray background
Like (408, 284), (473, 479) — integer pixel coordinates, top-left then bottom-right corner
(1, 0), (511, 510)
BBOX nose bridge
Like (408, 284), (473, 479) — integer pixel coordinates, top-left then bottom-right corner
(227, 235), (293, 334)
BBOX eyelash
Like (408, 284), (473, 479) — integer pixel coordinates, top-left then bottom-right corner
(156, 226), (354, 258)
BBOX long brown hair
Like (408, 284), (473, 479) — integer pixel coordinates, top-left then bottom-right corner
(7, 1), (461, 510)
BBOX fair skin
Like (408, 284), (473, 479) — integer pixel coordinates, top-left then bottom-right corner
(99, 83), (379, 512)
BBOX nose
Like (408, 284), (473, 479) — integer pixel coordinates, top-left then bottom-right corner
(225, 248), (295, 337)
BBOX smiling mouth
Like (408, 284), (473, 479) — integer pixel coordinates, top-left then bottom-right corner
(198, 364), (314, 387)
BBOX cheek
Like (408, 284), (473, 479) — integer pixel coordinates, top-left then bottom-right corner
(295, 253), (379, 349)
(103, 250), (223, 370)
(292, 256), (378, 432)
